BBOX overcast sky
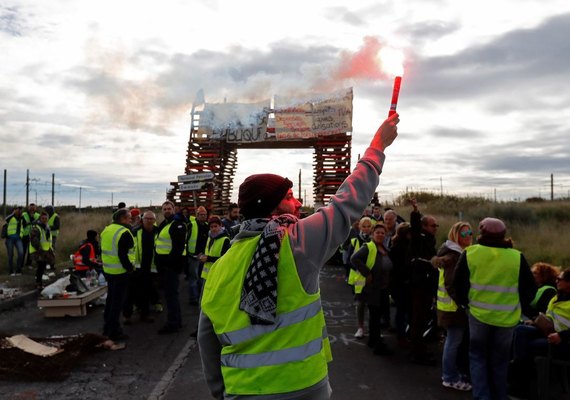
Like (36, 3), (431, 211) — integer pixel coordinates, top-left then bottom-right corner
(1, 0), (570, 209)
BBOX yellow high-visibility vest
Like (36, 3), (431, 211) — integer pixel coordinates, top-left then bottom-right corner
(201, 234), (331, 395)
(466, 245), (521, 327)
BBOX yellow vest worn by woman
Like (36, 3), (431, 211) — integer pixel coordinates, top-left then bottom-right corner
(201, 234), (331, 396)
(200, 235), (230, 280)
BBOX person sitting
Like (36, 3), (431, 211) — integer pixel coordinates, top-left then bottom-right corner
(527, 262), (559, 318)
(510, 267), (570, 394)
(73, 230), (102, 277)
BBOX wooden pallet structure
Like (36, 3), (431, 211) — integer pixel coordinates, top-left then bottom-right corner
(313, 133), (352, 206)
(168, 125), (238, 215)
(168, 90), (353, 215)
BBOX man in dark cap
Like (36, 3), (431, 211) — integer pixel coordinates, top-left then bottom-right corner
(198, 113), (399, 399)
(451, 217), (536, 400)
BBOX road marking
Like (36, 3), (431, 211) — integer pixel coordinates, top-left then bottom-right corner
(147, 338), (197, 400)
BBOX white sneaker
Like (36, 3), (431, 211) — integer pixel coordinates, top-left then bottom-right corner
(354, 328), (364, 338)
(442, 380), (472, 391)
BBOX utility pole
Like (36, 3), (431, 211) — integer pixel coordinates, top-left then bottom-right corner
(440, 177), (443, 196)
(51, 173), (55, 206)
(494, 188), (497, 203)
(298, 169), (302, 202)
(79, 187), (82, 210)
(111, 192), (114, 209)
(2, 169), (6, 217)
(26, 169), (29, 207)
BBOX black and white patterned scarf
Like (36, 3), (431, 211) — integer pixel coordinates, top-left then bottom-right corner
(239, 214), (298, 325)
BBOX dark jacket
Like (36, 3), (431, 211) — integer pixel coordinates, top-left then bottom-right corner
(351, 243), (393, 306)
(434, 241), (467, 329)
(155, 215), (187, 273)
(409, 210), (438, 292)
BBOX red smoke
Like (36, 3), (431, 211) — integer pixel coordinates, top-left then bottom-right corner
(335, 36), (387, 81)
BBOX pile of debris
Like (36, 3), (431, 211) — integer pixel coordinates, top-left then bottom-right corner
(0, 287), (22, 301)
(0, 332), (116, 381)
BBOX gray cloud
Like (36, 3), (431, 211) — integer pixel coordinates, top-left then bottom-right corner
(403, 20), (460, 43)
(410, 13), (570, 107)
(0, 6), (22, 36)
(324, 7), (367, 26)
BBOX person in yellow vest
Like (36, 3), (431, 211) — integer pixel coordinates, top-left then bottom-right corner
(346, 216), (372, 338)
(73, 229), (102, 277)
(155, 200), (187, 334)
(451, 217), (536, 400)
(350, 223), (393, 356)
(101, 208), (135, 342)
(187, 206), (209, 305)
(510, 267), (570, 395)
(430, 222), (473, 391)
(527, 261), (559, 318)
(198, 113), (399, 399)
(22, 203), (40, 267)
(123, 210), (158, 324)
(3, 206), (24, 276)
(44, 205), (60, 250)
(198, 215), (230, 281)
(29, 211), (55, 289)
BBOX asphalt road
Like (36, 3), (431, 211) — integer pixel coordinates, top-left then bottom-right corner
(0, 265), (473, 400)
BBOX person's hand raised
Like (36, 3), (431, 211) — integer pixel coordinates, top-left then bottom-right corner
(370, 113), (399, 152)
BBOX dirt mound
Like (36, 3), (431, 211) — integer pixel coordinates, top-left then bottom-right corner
(0, 332), (107, 381)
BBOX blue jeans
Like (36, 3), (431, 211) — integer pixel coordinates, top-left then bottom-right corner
(468, 312), (514, 400)
(442, 325), (466, 382)
(187, 256), (200, 303)
(5, 235), (24, 274)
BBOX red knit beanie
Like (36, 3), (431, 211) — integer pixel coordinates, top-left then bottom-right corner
(238, 174), (292, 219)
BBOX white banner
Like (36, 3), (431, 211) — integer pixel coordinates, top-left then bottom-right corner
(274, 88), (353, 139)
(196, 100), (270, 142)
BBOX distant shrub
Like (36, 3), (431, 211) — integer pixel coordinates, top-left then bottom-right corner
(525, 197), (545, 203)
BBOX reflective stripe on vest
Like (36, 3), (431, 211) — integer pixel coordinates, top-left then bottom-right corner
(135, 228), (158, 272)
(201, 235), (229, 280)
(546, 296), (570, 332)
(29, 224), (51, 254)
(466, 245), (521, 327)
(22, 212), (39, 236)
(530, 285), (556, 308)
(201, 234), (330, 396)
(156, 221), (173, 254)
(74, 242), (96, 271)
(7, 216), (20, 236)
(348, 237), (364, 286)
(219, 298), (322, 346)
(48, 213), (59, 237)
(353, 241), (377, 294)
(187, 218), (198, 254)
(437, 267), (458, 312)
(101, 224), (134, 274)
(156, 221), (187, 256)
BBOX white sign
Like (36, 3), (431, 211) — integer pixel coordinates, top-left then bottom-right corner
(179, 182), (206, 191)
(197, 100), (270, 141)
(274, 87), (353, 139)
(178, 172), (215, 182)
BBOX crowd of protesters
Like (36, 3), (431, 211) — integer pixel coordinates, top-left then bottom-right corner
(3, 194), (569, 400)
(342, 199), (569, 399)
(2, 203), (60, 288)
